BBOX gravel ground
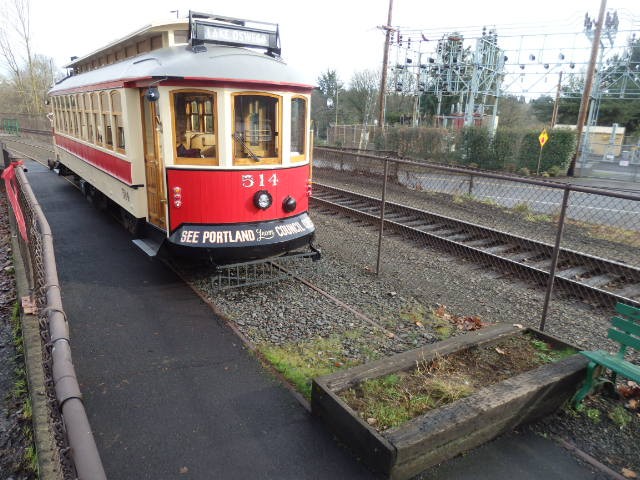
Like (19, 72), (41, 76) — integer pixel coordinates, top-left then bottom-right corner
(177, 170), (640, 477)
(313, 165), (640, 269)
(5, 136), (639, 477)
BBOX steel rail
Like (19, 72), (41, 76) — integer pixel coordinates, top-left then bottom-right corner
(312, 182), (640, 308)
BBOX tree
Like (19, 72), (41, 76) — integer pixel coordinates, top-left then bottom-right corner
(344, 69), (379, 125)
(317, 69), (343, 100)
(596, 37), (640, 135)
(0, 0), (55, 114)
(312, 70), (344, 141)
(496, 96), (539, 129)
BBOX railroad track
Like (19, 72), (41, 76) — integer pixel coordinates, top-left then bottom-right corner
(311, 182), (640, 307)
(2, 136), (55, 159)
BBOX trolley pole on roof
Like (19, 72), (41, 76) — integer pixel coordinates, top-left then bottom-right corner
(377, 0), (394, 128)
(567, 0), (606, 177)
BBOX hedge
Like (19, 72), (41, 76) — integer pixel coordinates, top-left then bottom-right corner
(367, 126), (576, 175)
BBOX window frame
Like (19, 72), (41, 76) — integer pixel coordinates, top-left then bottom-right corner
(170, 89), (219, 166)
(290, 95), (308, 163)
(99, 91), (113, 149)
(110, 90), (126, 153)
(231, 92), (282, 166)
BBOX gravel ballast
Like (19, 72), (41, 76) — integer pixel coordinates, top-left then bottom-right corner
(180, 203), (639, 477)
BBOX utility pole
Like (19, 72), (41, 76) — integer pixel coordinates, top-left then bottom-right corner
(412, 52), (422, 126)
(377, 0), (394, 128)
(567, 0), (606, 177)
(550, 71), (563, 127)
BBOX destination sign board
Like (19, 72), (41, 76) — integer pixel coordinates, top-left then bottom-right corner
(169, 213), (314, 248)
(192, 20), (279, 52)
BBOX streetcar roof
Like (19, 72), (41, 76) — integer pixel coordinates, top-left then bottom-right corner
(50, 45), (314, 94)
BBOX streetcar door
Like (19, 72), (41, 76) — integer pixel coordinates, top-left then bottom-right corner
(141, 92), (167, 230)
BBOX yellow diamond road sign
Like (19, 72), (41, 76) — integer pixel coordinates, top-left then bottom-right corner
(539, 128), (549, 148)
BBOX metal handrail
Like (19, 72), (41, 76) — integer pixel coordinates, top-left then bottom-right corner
(15, 166), (107, 479)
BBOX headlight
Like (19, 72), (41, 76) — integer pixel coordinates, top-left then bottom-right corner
(283, 196), (297, 213)
(254, 190), (272, 210)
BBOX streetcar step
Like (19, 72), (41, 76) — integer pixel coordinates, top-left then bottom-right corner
(132, 238), (163, 257)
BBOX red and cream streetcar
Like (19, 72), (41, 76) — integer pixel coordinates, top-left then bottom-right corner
(48, 11), (317, 263)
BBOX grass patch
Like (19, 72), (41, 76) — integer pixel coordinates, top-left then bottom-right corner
(608, 405), (633, 429)
(530, 337), (577, 363)
(25, 444), (38, 474)
(567, 219), (640, 248)
(342, 364), (474, 430)
(512, 202), (553, 223)
(452, 193), (473, 205)
(259, 336), (359, 399)
(7, 301), (38, 476)
(400, 304), (457, 340)
(340, 334), (575, 432)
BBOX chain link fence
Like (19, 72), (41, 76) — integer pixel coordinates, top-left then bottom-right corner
(577, 140), (640, 182)
(325, 124), (640, 184)
(0, 113), (51, 133)
(2, 147), (106, 479)
(311, 147), (640, 343)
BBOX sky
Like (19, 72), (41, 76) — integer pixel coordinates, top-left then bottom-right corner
(15, 0), (640, 94)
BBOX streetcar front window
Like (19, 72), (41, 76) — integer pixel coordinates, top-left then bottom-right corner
(233, 93), (281, 165)
(173, 91), (217, 165)
(290, 97), (306, 162)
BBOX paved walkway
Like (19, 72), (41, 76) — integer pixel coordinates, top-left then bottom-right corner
(24, 159), (603, 479)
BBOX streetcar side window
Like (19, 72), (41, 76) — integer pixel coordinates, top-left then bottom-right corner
(232, 93), (281, 165)
(62, 96), (68, 133)
(64, 96), (71, 133)
(290, 97), (307, 161)
(111, 91), (126, 152)
(85, 93), (93, 143)
(79, 95), (88, 140)
(173, 91), (217, 165)
(100, 92), (113, 149)
(52, 97), (59, 131)
(69, 95), (78, 137)
(92, 93), (101, 144)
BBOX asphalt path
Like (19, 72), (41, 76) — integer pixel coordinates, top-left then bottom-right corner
(23, 158), (604, 480)
(23, 159), (372, 479)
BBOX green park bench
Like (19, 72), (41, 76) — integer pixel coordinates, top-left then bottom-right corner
(573, 302), (640, 405)
(2, 118), (20, 135)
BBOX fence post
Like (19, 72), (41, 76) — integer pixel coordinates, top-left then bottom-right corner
(540, 187), (571, 331)
(376, 158), (390, 275)
(468, 174), (474, 196)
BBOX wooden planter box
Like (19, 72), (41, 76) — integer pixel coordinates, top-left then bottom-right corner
(311, 324), (588, 480)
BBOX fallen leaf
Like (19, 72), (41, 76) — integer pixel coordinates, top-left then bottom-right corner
(435, 305), (451, 320)
(366, 417), (377, 425)
(415, 321), (424, 327)
(513, 323), (524, 329)
(179, 466), (189, 474)
(618, 384), (640, 399)
(21, 296), (37, 315)
(454, 316), (485, 331)
(495, 347), (506, 355)
(621, 468), (637, 479)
